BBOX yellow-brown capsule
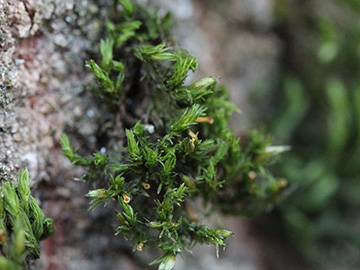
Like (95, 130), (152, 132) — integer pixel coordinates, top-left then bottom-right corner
(278, 178), (288, 188)
(195, 116), (214, 124)
(188, 130), (199, 141)
(137, 242), (144, 251)
(142, 182), (150, 190)
(248, 171), (257, 180)
(123, 193), (131, 203)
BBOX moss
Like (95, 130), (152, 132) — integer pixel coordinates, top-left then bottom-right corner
(0, 169), (54, 269)
(62, 1), (285, 269)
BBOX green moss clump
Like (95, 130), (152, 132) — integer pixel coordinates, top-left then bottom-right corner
(61, 1), (285, 268)
(0, 169), (54, 269)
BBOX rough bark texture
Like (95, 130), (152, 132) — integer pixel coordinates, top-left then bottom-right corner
(0, 1), (129, 269)
(1, 0), (280, 269)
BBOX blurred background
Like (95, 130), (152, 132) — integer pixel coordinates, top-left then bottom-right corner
(1, 0), (359, 269)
